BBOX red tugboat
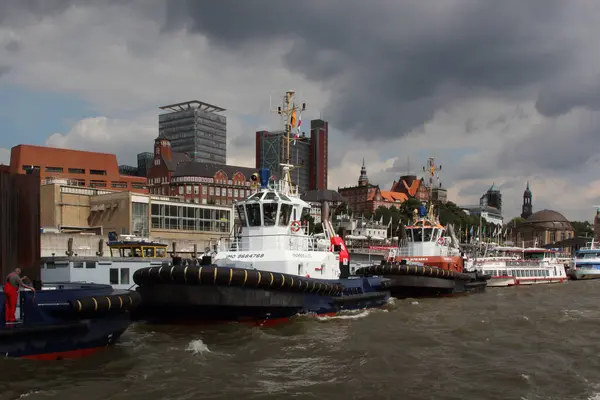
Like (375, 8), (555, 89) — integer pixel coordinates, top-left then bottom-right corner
(355, 158), (489, 298)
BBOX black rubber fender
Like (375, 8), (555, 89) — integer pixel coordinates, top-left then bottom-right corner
(354, 264), (474, 281)
(133, 265), (345, 296)
(69, 291), (142, 314)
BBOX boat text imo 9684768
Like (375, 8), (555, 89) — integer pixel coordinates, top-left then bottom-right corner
(132, 90), (391, 325)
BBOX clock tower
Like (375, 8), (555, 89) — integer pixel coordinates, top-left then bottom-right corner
(521, 182), (532, 219)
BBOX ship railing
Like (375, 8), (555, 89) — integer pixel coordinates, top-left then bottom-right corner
(220, 234), (322, 252)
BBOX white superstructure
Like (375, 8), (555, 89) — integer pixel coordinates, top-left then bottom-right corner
(214, 164), (345, 280)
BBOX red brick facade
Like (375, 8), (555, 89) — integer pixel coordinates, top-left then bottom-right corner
(9, 144), (147, 193)
(147, 138), (256, 205)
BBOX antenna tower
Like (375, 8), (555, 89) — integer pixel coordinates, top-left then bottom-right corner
(270, 90), (306, 194)
(422, 157), (442, 219)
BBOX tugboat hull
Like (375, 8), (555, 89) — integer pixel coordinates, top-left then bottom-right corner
(133, 265), (390, 325)
(0, 283), (140, 359)
(0, 314), (131, 359)
(355, 263), (489, 299)
(384, 274), (487, 298)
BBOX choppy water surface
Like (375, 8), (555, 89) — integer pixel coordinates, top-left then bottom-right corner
(3, 281), (600, 400)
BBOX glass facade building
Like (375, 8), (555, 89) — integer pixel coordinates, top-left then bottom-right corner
(158, 101), (227, 164)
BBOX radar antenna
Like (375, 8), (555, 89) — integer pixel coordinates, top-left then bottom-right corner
(270, 90), (306, 196)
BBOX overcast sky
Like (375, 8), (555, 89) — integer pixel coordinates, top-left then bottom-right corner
(1, 0), (599, 221)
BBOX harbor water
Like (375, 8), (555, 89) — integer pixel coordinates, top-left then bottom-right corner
(3, 280), (600, 400)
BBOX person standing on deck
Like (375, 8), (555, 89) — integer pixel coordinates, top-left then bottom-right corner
(4, 268), (35, 323)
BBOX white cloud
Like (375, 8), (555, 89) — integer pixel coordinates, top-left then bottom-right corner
(0, 3), (599, 223)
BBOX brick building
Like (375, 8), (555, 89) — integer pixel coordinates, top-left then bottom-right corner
(338, 160), (430, 215)
(8, 144), (147, 193)
(147, 137), (256, 205)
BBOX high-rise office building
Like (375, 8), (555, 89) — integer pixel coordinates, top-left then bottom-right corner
(309, 119), (328, 191)
(255, 118), (329, 194)
(255, 130), (311, 194)
(158, 100), (227, 164)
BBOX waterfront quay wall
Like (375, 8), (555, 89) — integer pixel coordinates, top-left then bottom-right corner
(41, 233), (220, 258)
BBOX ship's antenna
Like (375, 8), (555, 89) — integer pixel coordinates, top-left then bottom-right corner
(422, 157), (442, 220)
(269, 90), (306, 195)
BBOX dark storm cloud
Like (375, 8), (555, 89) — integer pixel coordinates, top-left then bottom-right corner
(163, 0), (585, 141)
(498, 110), (600, 173)
(0, 65), (11, 78)
(0, 0), (139, 25)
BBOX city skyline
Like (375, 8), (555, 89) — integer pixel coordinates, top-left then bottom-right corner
(1, 2), (600, 222)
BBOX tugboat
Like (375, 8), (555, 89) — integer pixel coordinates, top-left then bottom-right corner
(1, 283), (141, 359)
(132, 90), (391, 324)
(355, 158), (489, 298)
(0, 167), (141, 360)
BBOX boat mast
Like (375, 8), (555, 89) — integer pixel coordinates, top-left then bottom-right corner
(271, 90), (306, 196)
(423, 157), (441, 222)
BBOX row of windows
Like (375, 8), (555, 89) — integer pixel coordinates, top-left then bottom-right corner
(150, 203), (231, 233)
(178, 185), (251, 198)
(488, 268), (556, 278)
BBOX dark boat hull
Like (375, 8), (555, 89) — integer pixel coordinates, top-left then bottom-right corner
(133, 265), (390, 325)
(0, 314), (131, 359)
(1, 283), (139, 359)
(385, 274), (488, 298)
(354, 263), (489, 299)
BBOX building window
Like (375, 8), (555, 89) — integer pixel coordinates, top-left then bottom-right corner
(227, 188), (233, 197)
(202, 186), (207, 195)
(68, 168), (85, 174)
(132, 202), (149, 237)
(186, 186), (192, 194)
(216, 187), (221, 196)
(110, 268), (119, 285)
(194, 186), (199, 195)
(45, 166), (64, 173)
(90, 180), (107, 188)
(150, 203), (231, 233)
(209, 187), (214, 196)
(120, 269), (130, 285)
(179, 186), (184, 195)
(111, 181), (128, 188)
(90, 169), (107, 175)
(234, 189), (238, 198)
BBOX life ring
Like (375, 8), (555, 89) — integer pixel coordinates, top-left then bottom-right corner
(437, 237), (444, 245)
(290, 220), (301, 233)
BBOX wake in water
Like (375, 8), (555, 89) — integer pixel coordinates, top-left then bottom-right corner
(186, 339), (211, 355)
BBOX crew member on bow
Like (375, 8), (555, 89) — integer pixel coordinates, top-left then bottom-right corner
(4, 268), (35, 323)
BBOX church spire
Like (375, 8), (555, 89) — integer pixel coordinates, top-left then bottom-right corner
(358, 158), (368, 186)
(521, 181), (532, 219)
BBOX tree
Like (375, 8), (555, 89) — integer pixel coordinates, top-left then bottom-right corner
(506, 217), (526, 227)
(571, 221), (594, 237)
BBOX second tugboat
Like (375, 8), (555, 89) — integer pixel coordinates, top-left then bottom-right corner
(133, 90), (390, 325)
(355, 158), (490, 298)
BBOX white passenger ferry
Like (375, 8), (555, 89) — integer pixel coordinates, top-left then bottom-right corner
(570, 240), (600, 280)
(472, 247), (567, 287)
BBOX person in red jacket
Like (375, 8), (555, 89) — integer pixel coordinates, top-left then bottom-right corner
(4, 268), (35, 323)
